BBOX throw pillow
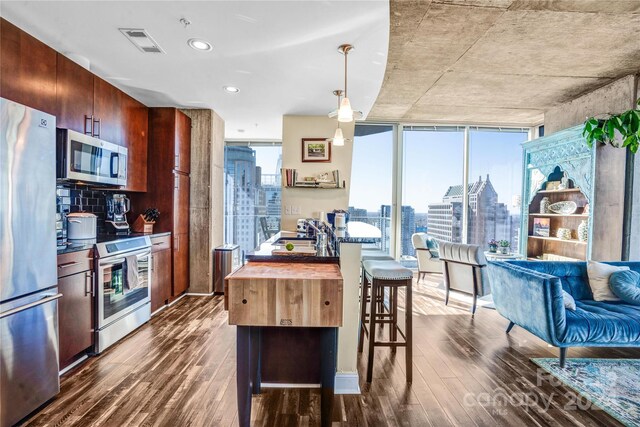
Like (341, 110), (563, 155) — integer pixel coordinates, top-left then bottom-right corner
(610, 270), (640, 305)
(426, 238), (439, 258)
(562, 291), (576, 311)
(586, 261), (629, 302)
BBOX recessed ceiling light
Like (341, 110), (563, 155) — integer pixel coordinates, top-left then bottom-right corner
(187, 38), (212, 51)
(223, 86), (240, 93)
(238, 129), (245, 133)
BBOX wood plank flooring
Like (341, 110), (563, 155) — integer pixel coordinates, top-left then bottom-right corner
(21, 273), (640, 427)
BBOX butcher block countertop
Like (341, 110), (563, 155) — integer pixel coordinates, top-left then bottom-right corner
(225, 262), (343, 327)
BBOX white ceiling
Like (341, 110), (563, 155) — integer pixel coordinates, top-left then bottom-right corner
(1, 1), (389, 140)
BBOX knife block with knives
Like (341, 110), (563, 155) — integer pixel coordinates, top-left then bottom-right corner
(132, 208), (159, 234)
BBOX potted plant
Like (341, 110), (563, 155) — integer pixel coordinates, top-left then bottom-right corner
(488, 239), (498, 253)
(498, 240), (510, 255)
(583, 98), (640, 154)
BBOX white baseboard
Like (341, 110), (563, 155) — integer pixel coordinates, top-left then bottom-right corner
(59, 355), (88, 376)
(261, 382), (320, 389)
(168, 293), (187, 306)
(185, 291), (215, 296)
(334, 372), (361, 394)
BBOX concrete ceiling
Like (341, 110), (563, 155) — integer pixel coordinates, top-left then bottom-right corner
(369, 0), (640, 126)
(0, 1), (389, 140)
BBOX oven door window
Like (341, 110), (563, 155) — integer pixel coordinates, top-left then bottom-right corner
(102, 256), (149, 320)
(70, 140), (119, 179)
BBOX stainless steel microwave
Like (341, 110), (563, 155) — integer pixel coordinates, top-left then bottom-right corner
(56, 129), (127, 186)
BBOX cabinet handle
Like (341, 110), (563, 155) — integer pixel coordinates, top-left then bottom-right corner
(174, 236), (179, 251)
(174, 175), (179, 189)
(150, 254), (154, 272)
(84, 115), (93, 135)
(84, 271), (94, 296)
(58, 261), (80, 269)
(93, 118), (101, 137)
(175, 154), (180, 169)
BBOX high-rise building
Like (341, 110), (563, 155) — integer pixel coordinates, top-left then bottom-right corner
(427, 174), (515, 247)
(224, 146), (258, 254)
(380, 205), (416, 256)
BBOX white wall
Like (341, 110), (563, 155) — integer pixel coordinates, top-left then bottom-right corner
(280, 115), (355, 231)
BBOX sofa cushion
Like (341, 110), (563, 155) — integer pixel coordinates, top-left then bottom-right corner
(506, 261), (593, 300)
(563, 291), (576, 311)
(610, 270), (640, 305)
(587, 261), (629, 302)
(562, 300), (640, 344)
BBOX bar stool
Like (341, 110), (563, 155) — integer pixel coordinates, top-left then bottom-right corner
(358, 252), (394, 353)
(361, 260), (413, 383)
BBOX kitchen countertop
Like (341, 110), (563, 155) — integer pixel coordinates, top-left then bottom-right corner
(245, 231), (340, 263)
(57, 231), (171, 255)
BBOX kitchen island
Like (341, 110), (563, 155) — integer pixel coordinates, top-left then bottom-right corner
(226, 261), (343, 427)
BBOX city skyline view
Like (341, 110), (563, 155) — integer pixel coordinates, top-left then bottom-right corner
(223, 127), (528, 259)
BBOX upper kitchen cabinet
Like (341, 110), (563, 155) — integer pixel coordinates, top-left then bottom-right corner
(175, 110), (191, 174)
(121, 94), (148, 192)
(55, 53), (94, 133)
(146, 108), (191, 174)
(93, 76), (122, 144)
(0, 18), (56, 115)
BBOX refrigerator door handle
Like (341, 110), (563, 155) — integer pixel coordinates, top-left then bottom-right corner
(0, 293), (63, 319)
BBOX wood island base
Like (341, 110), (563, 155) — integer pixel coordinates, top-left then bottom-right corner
(236, 326), (338, 427)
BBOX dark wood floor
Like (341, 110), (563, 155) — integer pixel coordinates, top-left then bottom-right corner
(22, 273), (640, 427)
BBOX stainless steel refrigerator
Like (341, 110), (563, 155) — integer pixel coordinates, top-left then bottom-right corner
(0, 98), (60, 427)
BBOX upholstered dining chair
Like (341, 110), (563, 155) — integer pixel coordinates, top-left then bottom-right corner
(411, 233), (442, 282)
(438, 241), (491, 316)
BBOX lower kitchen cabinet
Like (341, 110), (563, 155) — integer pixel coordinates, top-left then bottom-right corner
(58, 269), (94, 369)
(173, 233), (189, 296)
(151, 248), (171, 313)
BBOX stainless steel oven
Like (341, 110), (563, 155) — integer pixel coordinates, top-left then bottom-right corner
(95, 237), (151, 353)
(57, 128), (127, 186)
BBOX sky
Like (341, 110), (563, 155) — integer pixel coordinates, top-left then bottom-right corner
(349, 128), (529, 213)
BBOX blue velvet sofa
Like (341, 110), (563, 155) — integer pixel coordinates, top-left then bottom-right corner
(487, 261), (640, 367)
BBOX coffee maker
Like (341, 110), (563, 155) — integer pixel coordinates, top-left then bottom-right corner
(105, 194), (131, 234)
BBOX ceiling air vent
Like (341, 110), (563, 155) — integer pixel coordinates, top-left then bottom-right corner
(119, 28), (165, 54)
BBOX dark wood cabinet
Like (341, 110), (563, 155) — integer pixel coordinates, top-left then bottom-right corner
(57, 249), (94, 369)
(130, 108), (191, 298)
(0, 18), (57, 115)
(121, 94), (148, 192)
(151, 240), (172, 314)
(93, 76), (122, 144)
(175, 111), (191, 174)
(172, 233), (189, 296)
(55, 53), (94, 133)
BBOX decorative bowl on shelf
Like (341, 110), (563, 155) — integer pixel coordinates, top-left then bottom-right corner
(548, 201), (577, 214)
(556, 228), (572, 240)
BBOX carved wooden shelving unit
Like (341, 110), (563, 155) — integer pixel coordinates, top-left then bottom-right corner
(520, 126), (595, 261)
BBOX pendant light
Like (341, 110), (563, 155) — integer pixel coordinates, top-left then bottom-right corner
(337, 44), (354, 123)
(329, 90), (349, 146)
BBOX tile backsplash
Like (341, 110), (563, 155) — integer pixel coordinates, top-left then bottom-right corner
(56, 183), (128, 244)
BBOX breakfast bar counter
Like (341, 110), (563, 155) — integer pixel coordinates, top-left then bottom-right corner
(225, 262), (343, 427)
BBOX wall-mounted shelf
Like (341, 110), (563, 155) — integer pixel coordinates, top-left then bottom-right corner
(285, 184), (345, 189)
(281, 168), (344, 189)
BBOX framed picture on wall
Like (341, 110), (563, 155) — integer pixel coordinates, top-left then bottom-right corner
(302, 138), (331, 162)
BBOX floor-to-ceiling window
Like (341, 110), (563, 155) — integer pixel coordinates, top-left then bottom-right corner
(351, 123), (530, 267)
(348, 125), (394, 252)
(467, 129), (529, 250)
(402, 127), (464, 267)
(224, 142), (282, 255)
